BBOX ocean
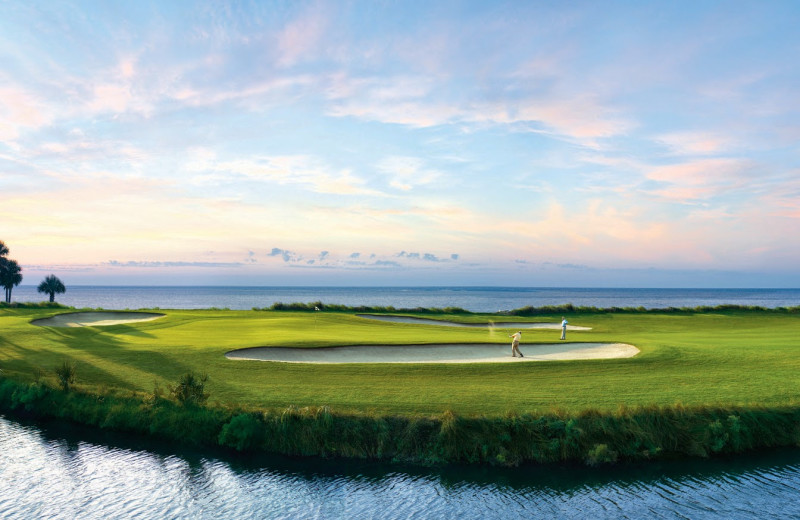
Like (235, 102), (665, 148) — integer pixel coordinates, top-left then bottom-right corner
(9, 286), (800, 313)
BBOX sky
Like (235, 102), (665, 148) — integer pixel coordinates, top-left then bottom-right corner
(1, 1), (799, 287)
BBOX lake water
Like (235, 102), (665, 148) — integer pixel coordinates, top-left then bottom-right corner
(9, 286), (800, 312)
(2, 415), (799, 519)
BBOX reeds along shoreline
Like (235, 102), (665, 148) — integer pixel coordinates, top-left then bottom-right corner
(260, 302), (800, 315)
(2, 300), (798, 314)
(2, 377), (798, 467)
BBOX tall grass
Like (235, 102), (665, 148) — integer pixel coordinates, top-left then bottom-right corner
(259, 301), (800, 315)
(260, 301), (471, 314)
(54, 360), (76, 391)
(507, 304), (800, 315)
(2, 377), (798, 467)
(0, 301), (71, 309)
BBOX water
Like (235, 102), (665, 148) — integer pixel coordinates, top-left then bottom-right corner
(9, 286), (800, 312)
(1, 415), (799, 519)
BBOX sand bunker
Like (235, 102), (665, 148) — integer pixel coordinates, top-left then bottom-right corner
(31, 312), (165, 328)
(226, 342), (638, 364)
(357, 314), (592, 331)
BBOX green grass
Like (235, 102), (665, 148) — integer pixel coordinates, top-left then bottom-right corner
(1, 307), (799, 416)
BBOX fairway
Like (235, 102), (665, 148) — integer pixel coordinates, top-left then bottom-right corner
(1, 307), (799, 416)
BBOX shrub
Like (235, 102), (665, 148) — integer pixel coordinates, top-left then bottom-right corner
(219, 413), (265, 451)
(54, 361), (76, 391)
(586, 443), (618, 466)
(169, 371), (209, 405)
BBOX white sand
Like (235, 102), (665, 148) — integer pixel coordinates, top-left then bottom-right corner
(226, 342), (639, 364)
(31, 312), (165, 328)
(356, 314), (592, 330)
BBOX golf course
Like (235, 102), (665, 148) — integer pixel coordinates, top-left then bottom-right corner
(1, 304), (799, 465)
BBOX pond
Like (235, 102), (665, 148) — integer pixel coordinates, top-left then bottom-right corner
(1, 415), (798, 519)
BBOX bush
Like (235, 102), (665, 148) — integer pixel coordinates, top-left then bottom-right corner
(219, 413), (265, 451)
(169, 371), (210, 405)
(586, 443), (619, 466)
(54, 361), (76, 391)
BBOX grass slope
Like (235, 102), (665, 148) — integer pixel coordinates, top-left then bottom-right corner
(1, 308), (799, 416)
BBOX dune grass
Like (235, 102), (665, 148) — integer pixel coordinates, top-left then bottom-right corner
(1, 307), (799, 416)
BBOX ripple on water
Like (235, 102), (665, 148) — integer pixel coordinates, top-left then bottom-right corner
(3, 416), (800, 519)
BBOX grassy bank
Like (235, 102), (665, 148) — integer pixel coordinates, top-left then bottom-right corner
(1, 305), (799, 465)
(3, 377), (799, 466)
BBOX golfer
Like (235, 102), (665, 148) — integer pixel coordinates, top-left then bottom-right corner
(560, 317), (568, 340)
(509, 331), (523, 357)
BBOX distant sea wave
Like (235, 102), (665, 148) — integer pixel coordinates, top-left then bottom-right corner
(9, 286), (800, 313)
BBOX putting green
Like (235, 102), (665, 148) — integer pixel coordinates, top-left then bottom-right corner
(357, 314), (592, 330)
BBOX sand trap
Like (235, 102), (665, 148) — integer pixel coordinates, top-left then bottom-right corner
(31, 312), (165, 328)
(226, 343), (638, 364)
(356, 314), (592, 331)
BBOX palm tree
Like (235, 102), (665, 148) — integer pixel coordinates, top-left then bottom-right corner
(0, 258), (23, 303)
(0, 240), (8, 258)
(38, 274), (66, 303)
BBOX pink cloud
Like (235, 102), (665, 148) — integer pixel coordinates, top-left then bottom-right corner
(644, 158), (754, 202)
(90, 84), (135, 113)
(276, 5), (330, 67)
(0, 87), (51, 141)
(325, 74), (631, 145)
(655, 131), (733, 156)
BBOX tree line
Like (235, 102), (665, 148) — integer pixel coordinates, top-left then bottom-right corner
(0, 240), (66, 303)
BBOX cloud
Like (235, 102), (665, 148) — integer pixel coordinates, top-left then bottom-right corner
(394, 251), (458, 263)
(376, 155), (441, 191)
(542, 261), (590, 270)
(259, 248), (464, 272)
(324, 73), (632, 146)
(169, 74), (318, 110)
(106, 260), (243, 268)
(758, 174), (800, 218)
(268, 248), (299, 262)
(655, 131), (734, 156)
(0, 86), (52, 141)
(644, 158), (756, 202)
(190, 155), (383, 196)
(276, 4), (330, 67)
(373, 260), (402, 267)
(89, 84), (136, 114)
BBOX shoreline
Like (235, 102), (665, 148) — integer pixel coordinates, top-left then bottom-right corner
(2, 376), (798, 468)
(6, 286), (800, 313)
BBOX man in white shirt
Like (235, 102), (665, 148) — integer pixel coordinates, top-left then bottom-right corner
(509, 331), (523, 357)
(560, 317), (568, 340)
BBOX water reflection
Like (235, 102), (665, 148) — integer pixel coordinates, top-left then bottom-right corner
(2, 414), (799, 519)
